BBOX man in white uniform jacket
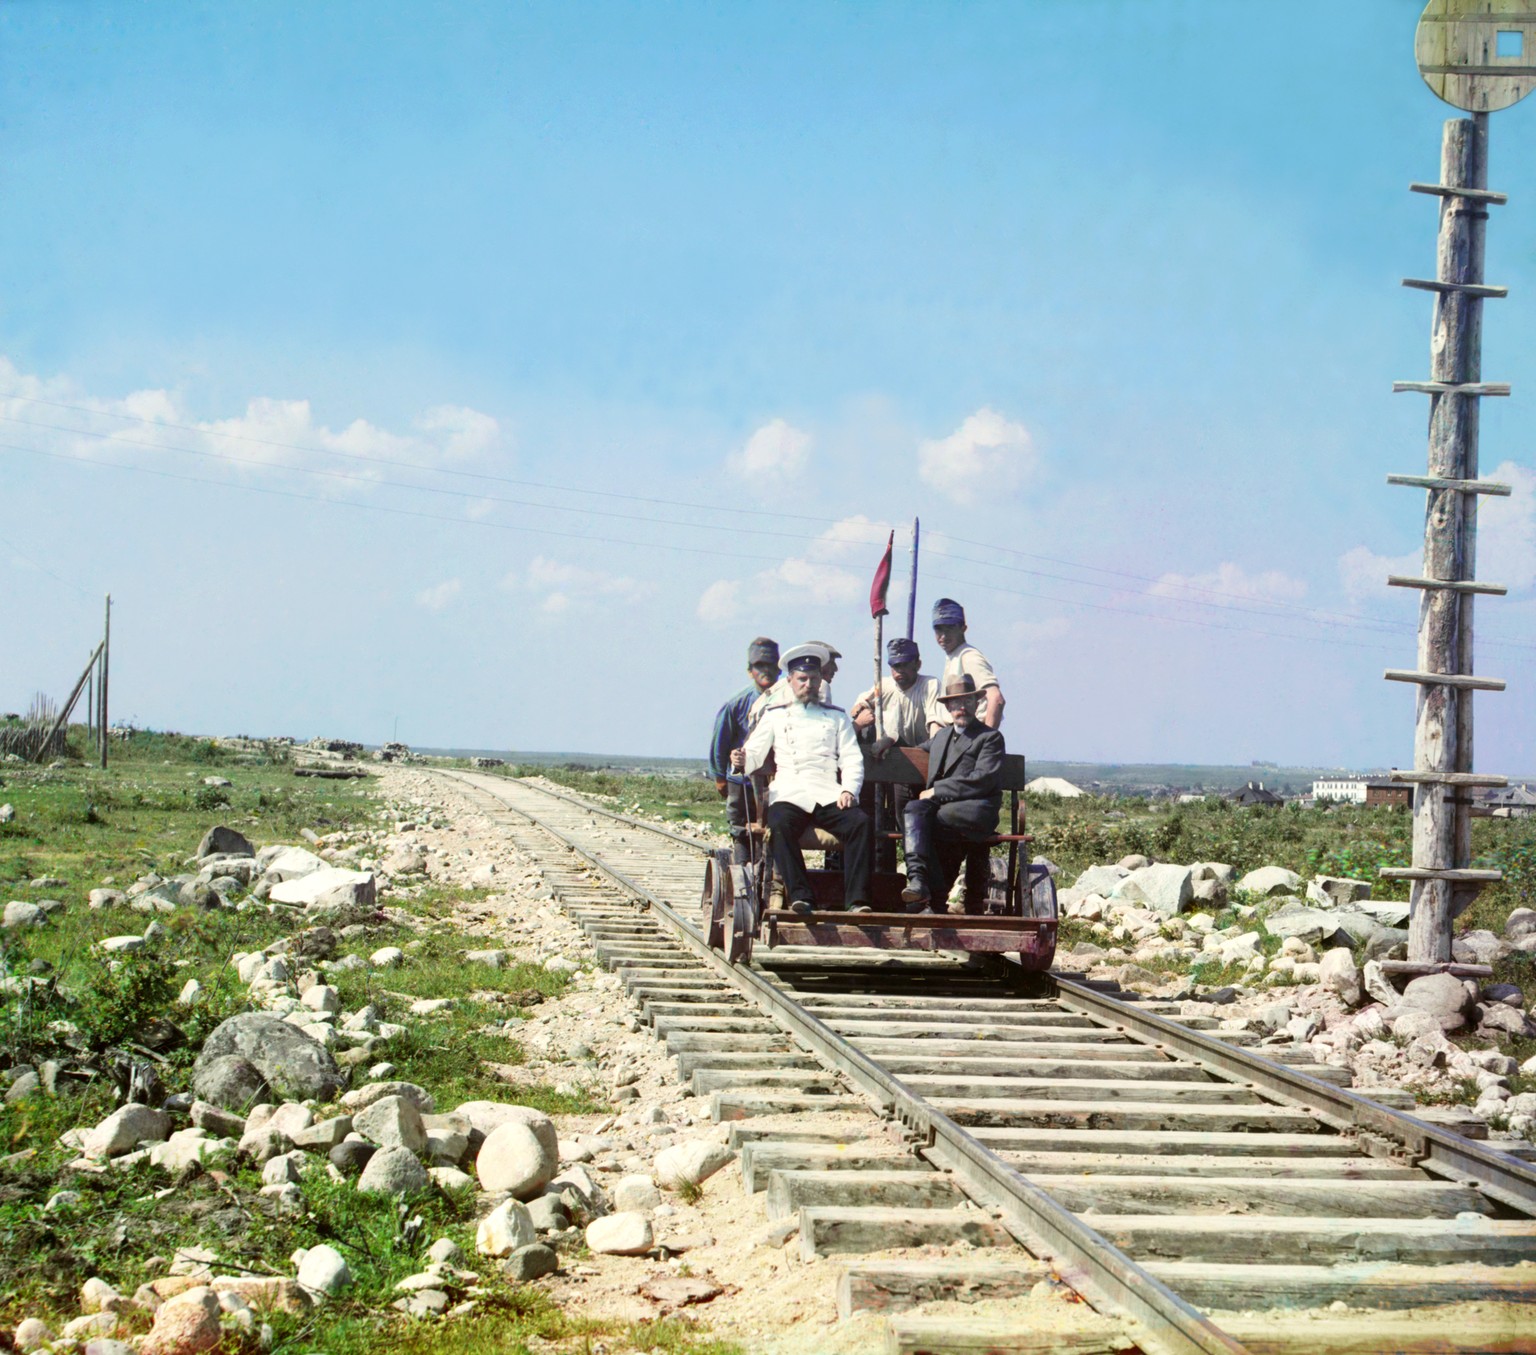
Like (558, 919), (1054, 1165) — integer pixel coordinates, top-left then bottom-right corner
(743, 643), (872, 915)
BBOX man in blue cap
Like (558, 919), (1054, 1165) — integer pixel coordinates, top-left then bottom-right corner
(849, 637), (946, 874)
(742, 643), (871, 913)
(931, 598), (1004, 729)
(708, 637), (780, 865)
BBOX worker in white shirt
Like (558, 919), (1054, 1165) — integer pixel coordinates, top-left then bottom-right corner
(930, 598), (1004, 729)
(742, 643), (871, 915)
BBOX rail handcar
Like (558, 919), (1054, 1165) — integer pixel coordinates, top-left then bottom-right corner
(702, 746), (1058, 967)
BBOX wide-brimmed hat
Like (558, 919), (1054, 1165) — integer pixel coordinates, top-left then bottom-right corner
(782, 642), (832, 674)
(938, 674), (981, 705)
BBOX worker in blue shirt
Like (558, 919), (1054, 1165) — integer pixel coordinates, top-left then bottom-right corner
(709, 637), (781, 864)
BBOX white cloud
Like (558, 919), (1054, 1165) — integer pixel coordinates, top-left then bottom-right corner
(727, 418), (811, 485)
(1337, 544), (1421, 604)
(416, 578), (462, 610)
(697, 579), (741, 624)
(1150, 562), (1309, 606)
(510, 555), (649, 615)
(1481, 460), (1536, 594)
(0, 357), (504, 487)
(695, 516), (890, 625)
(918, 407), (1036, 506)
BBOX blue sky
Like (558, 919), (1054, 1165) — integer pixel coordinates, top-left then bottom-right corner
(2, 1), (1533, 771)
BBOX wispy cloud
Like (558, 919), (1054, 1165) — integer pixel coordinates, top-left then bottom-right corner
(509, 555), (650, 615)
(1482, 460), (1536, 595)
(1150, 562), (1308, 606)
(416, 578), (463, 611)
(0, 357), (506, 488)
(695, 514), (890, 623)
(918, 408), (1036, 506)
(726, 418), (811, 486)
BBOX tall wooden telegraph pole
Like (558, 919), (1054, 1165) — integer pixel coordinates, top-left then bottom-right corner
(1379, 2), (1534, 966)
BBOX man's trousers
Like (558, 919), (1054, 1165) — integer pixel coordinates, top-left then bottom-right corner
(764, 800), (871, 908)
(725, 777), (755, 865)
(902, 797), (998, 914)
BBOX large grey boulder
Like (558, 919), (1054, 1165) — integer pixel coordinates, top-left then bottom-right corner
(196, 826), (254, 860)
(654, 1138), (734, 1189)
(1111, 864), (1193, 917)
(193, 1014), (344, 1109)
(191, 1056), (271, 1114)
(1453, 930), (1508, 967)
(1400, 973), (1476, 1032)
(357, 1146), (430, 1196)
(1349, 898), (1411, 928)
(1072, 864), (1129, 896)
(3, 901), (45, 929)
(1237, 866), (1303, 897)
(1263, 904), (1349, 947)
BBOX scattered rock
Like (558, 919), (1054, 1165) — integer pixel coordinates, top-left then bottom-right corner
(1318, 947), (1362, 1007)
(357, 1145), (430, 1196)
(342, 1080), (435, 1114)
(84, 1104), (171, 1159)
(196, 826), (254, 859)
(1307, 875), (1372, 908)
(1236, 866), (1303, 897)
(354, 1095), (427, 1154)
(3, 900), (45, 929)
(477, 1199), (537, 1256)
(613, 1174), (663, 1212)
(295, 1244), (353, 1297)
(1111, 863), (1193, 916)
(1399, 973), (1475, 1033)
(654, 1138), (733, 1189)
(141, 1286), (222, 1355)
(476, 1120), (558, 1199)
(502, 1242), (558, 1282)
(329, 1140), (377, 1175)
(585, 1211), (654, 1255)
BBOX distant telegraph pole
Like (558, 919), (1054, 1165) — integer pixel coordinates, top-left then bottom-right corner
(1380, 2), (1534, 965)
(99, 595), (111, 769)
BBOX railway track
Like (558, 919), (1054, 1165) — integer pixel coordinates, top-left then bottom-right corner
(430, 768), (1536, 1355)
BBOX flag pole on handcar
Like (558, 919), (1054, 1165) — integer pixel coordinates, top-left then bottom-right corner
(869, 530), (895, 743)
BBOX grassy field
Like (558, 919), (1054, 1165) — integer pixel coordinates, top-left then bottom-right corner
(0, 732), (746, 1353)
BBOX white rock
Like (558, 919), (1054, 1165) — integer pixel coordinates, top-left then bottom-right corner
(270, 867), (376, 913)
(1110, 864), (1193, 916)
(354, 1095), (427, 1154)
(99, 934), (145, 953)
(476, 1121), (557, 1199)
(263, 1151), (306, 1186)
(295, 1243), (352, 1296)
(1236, 865), (1303, 897)
(84, 1103), (171, 1159)
(3, 901), (45, 929)
(613, 1174), (662, 1212)
(369, 947), (405, 969)
(654, 1138), (734, 1189)
(585, 1211), (653, 1255)
(476, 1198), (536, 1256)
(302, 984), (341, 1014)
(428, 1166), (475, 1195)
(1318, 947), (1362, 1007)
(177, 979), (203, 1005)
(261, 846), (328, 882)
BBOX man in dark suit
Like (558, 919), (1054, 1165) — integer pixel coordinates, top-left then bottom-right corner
(899, 674), (1004, 914)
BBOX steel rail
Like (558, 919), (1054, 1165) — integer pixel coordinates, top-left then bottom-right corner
(1054, 975), (1536, 1217)
(433, 770), (1249, 1355)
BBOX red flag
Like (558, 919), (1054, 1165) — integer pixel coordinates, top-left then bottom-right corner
(869, 531), (894, 618)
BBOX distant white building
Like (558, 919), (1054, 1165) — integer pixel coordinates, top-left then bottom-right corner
(1027, 776), (1085, 798)
(1314, 778), (1369, 804)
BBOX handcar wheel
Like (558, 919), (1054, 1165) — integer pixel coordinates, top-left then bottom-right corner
(703, 849), (732, 951)
(728, 881), (757, 965)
